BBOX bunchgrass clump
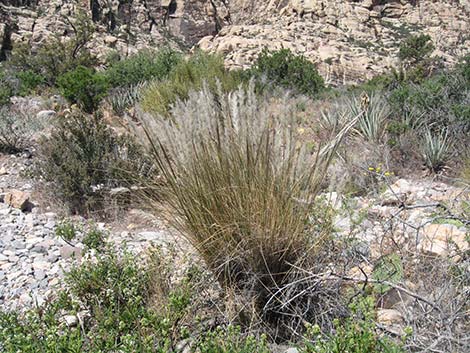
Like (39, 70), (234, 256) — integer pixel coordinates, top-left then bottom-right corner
(0, 105), (45, 153)
(137, 81), (355, 334)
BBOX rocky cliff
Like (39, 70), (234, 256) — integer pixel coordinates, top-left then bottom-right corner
(1, 0), (469, 84)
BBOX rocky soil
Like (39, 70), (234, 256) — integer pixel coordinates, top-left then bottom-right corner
(1, 149), (468, 318)
(0, 153), (182, 312)
(1, 1), (469, 85)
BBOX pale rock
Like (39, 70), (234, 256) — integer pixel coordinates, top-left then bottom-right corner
(59, 245), (82, 260)
(348, 264), (373, 281)
(377, 308), (404, 325)
(62, 314), (78, 327)
(3, 190), (33, 211)
(418, 224), (468, 257)
(36, 110), (56, 119)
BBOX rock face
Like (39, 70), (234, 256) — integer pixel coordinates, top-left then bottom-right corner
(0, 0), (230, 60)
(1, 1), (469, 84)
(199, 0), (470, 85)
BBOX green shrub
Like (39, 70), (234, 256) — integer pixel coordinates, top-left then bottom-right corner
(57, 66), (108, 113)
(0, 244), (195, 353)
(398, 34), (434, 66)
(9, 31), (96, 86)
(197, 326), (269, 353)
(104, 48), (182, 88)
(140, 51), (245, 116)
(301, 296), (406, 353)
(16, 70), (45, 96)
(252, 48), (324, 96)
(36, 112), (153, 215)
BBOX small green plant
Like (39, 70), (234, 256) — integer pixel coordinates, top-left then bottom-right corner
(252, 48), (324, 97)
(0, 246), (197, 353)
(82, 226), (107, 252)
(301, 295), (405, 353)
(57, 66), (108, 113)
(372, 253), (404, 295)
(421, 129), (450, 172)
(104, 48), (181, 88)
(55, 220), (79, 245)
(197, 326), (269, 353)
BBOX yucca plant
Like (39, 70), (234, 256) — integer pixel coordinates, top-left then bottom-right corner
(346, 93), (389, 142)
(135, 81), (356, 332)
(422, 129), (450, 172)
(107, 82), (147, 116)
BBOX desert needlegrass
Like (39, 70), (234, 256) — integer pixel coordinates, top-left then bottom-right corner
(136, 81), (356, 333)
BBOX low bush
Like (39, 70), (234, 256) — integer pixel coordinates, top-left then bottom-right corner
(104, 48), (182, 88)
(15, 70), (45, 96)
(57, 66), (108, 113)
(301, 296), (406, 353)
(140, 51), (245, 116)
(36, 112), (153, 215)
(252, 48), (324, 97)
(398, 34), (434, 67)
(0, 238), (196, 353)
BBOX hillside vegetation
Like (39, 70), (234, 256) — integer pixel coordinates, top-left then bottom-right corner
(0, 28), (469, 353)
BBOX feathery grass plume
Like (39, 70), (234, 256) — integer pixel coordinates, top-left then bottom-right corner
(422, 128), (450, 172)
(135, 80), (358, 335)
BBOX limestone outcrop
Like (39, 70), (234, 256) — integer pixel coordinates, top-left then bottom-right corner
(1, 0), (469, 85)
(199, 0), (470, 84)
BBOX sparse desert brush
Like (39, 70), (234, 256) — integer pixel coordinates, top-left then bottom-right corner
(36, 111), (154, 215)
(135, 81), (357, 335)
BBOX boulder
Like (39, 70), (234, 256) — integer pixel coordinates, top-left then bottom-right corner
(418, 223), (468, 257)
(3, 190), (33, 211)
